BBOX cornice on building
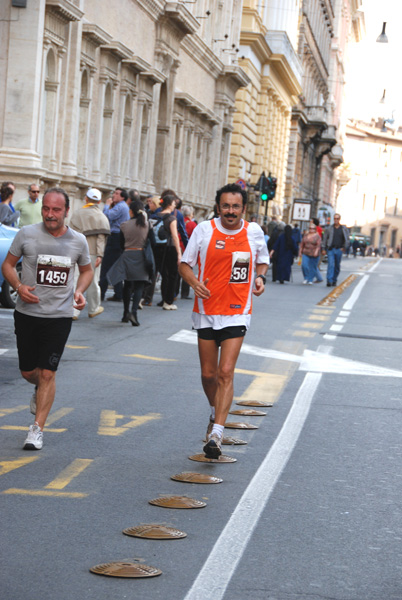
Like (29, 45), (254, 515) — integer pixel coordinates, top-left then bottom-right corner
(175, 92), (220, 124)
(240, 31), (271, 64)
(45, 0), (84, 22)
(181, 35), (223, 79)
(162, 1), (200, 37)
(265, 31), (302, 97)
(82, 23), (113, 46)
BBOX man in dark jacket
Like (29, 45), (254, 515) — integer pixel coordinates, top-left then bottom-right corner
(322, 213), (350, 287)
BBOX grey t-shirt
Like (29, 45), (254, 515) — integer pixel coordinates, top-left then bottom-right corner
(9, 223), (91, 318)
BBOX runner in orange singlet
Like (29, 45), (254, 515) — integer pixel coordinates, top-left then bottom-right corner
(179, 183), (269, 458)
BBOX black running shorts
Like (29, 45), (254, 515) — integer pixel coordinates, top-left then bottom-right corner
(14, 310), (72, 372)
(196, 325), (247, 347)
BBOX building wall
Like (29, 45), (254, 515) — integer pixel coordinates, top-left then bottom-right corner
(337, 121), (402, 252)
(0, 0), (249, 220)
(228, 0), (303, 222)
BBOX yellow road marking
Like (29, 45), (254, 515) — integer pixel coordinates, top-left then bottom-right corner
(123, 353), (177, 362)
(0, 426), (67, 432)
(2, 488), (88, 498)
(0, 456), (39, 476)
(300, 321), (322, 329)
(45, 459), (93, 490)
(106, 373), (140, 382)
(98, 410), (162, 436)
(0, 405), (29, 417)
(308, 314), (329, 321)
(66, 344), (90, 349)
(45, 408), (73, 426)
(234, 367), (274, 377)
(292, 330), (316, 337)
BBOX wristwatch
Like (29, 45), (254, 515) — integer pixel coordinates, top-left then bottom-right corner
(255, 274), (266, 285)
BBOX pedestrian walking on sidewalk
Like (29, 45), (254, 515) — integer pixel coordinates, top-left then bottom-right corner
(322, 213), (350, 286)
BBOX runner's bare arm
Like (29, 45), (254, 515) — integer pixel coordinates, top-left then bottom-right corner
(179, 262), (210, 299)
(252, 263), (269, 296)
(74, 263), (93, 310)
(1, 251), (39, 303)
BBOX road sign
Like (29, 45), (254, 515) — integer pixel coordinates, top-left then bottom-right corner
(292, 200), (312, 221)
(236, 179), (247, 190)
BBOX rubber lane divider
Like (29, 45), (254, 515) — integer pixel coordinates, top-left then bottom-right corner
(317, 274), (358, 306)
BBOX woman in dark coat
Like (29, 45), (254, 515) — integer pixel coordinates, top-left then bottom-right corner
(107, 200), (154, 325)
(271, 224), (298, 283)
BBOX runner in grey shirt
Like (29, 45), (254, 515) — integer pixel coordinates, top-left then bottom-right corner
(1, 187), (93, 450)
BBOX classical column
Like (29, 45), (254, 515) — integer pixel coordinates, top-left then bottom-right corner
(0, 1), (45, 172)
(130, 96), (145, 188)
(92, 76), (107, 181)
(61, 19), (83, 177)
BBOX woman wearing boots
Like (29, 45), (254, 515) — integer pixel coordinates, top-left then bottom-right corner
(107, 200), (155, 325)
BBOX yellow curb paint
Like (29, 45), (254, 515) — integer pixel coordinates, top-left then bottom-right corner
(0, 456), (39, 477)
(123, 353), (177, 362)
(97, 410), (162, 436)
(2, 488), (88, 498)
(45, 459), (93, 490)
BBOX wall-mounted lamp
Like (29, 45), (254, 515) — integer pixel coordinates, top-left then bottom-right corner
(376, 22), (388, 43)
(213, 34), (229, 42)
(196, 10), (211, 18)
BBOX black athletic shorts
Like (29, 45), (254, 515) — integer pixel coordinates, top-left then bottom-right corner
(14, 310), (72, 372)
(196, 325), (247, 347)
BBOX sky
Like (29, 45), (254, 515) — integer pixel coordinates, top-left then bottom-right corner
(343, 0), (402, 125)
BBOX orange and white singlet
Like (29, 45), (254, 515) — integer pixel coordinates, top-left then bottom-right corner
(181, 218), (270, 330)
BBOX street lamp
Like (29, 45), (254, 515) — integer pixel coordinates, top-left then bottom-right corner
(376, 22), (388, 43)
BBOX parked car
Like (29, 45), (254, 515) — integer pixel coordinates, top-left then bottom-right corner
(0, 222), (20, 308)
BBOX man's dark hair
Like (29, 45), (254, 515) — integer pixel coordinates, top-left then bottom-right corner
(128, 188), (141, 202)
(312, 217), (319, 227)
(215, 183), (247, 208)
(161, 188), (177, 200)
(115, 187), (128, 202)
(43, 187), (70, 209)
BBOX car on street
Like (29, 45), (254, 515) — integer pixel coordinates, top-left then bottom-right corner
(0, 222), (20, 308)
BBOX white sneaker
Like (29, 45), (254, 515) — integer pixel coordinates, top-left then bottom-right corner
(23, 424), (43, 450)
(30, 387), (37, 415)
(303, 280), (307, 284)
(162, 302), (177, 310)
(89, 306), (104, 318)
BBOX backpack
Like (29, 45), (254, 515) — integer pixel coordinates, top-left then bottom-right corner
(150, 215), (168, 244)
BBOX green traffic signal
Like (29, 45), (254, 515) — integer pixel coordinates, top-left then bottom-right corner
(261, 193), (268, 201)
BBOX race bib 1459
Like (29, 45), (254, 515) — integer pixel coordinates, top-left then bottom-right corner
(36, 254), (71, 287)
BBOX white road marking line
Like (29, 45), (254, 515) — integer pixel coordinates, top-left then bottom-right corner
(170, 330), (402, 378)
(330, 324), (343, 332)
(183, 372), (322, 600)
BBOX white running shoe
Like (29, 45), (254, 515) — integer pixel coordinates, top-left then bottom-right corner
(30, 387), (37, 415)
(162, 302), (177, 310)
(89, 306), (104, 318)
(23, 424), (43, 450)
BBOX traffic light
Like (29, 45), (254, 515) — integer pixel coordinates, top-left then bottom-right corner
(257, 173), (277, 202)
(267, 175), (277, 200)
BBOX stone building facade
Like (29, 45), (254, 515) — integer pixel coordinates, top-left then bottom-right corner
(0, 0), (249, 218)
(285, 0), (364, 224)
(337, 120), (402, 254)
(228, 0), (303, 221)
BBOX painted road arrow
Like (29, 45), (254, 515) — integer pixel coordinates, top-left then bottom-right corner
(169, 329), (402, 379)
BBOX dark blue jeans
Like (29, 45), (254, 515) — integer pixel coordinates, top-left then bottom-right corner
(326, 248), (343, 284)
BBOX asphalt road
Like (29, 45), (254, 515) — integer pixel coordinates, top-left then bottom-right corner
(1, 255), (402, 600)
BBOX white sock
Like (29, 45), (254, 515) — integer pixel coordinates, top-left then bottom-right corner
(210, 407), (215, 420)
(211, 424), (224, 438)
